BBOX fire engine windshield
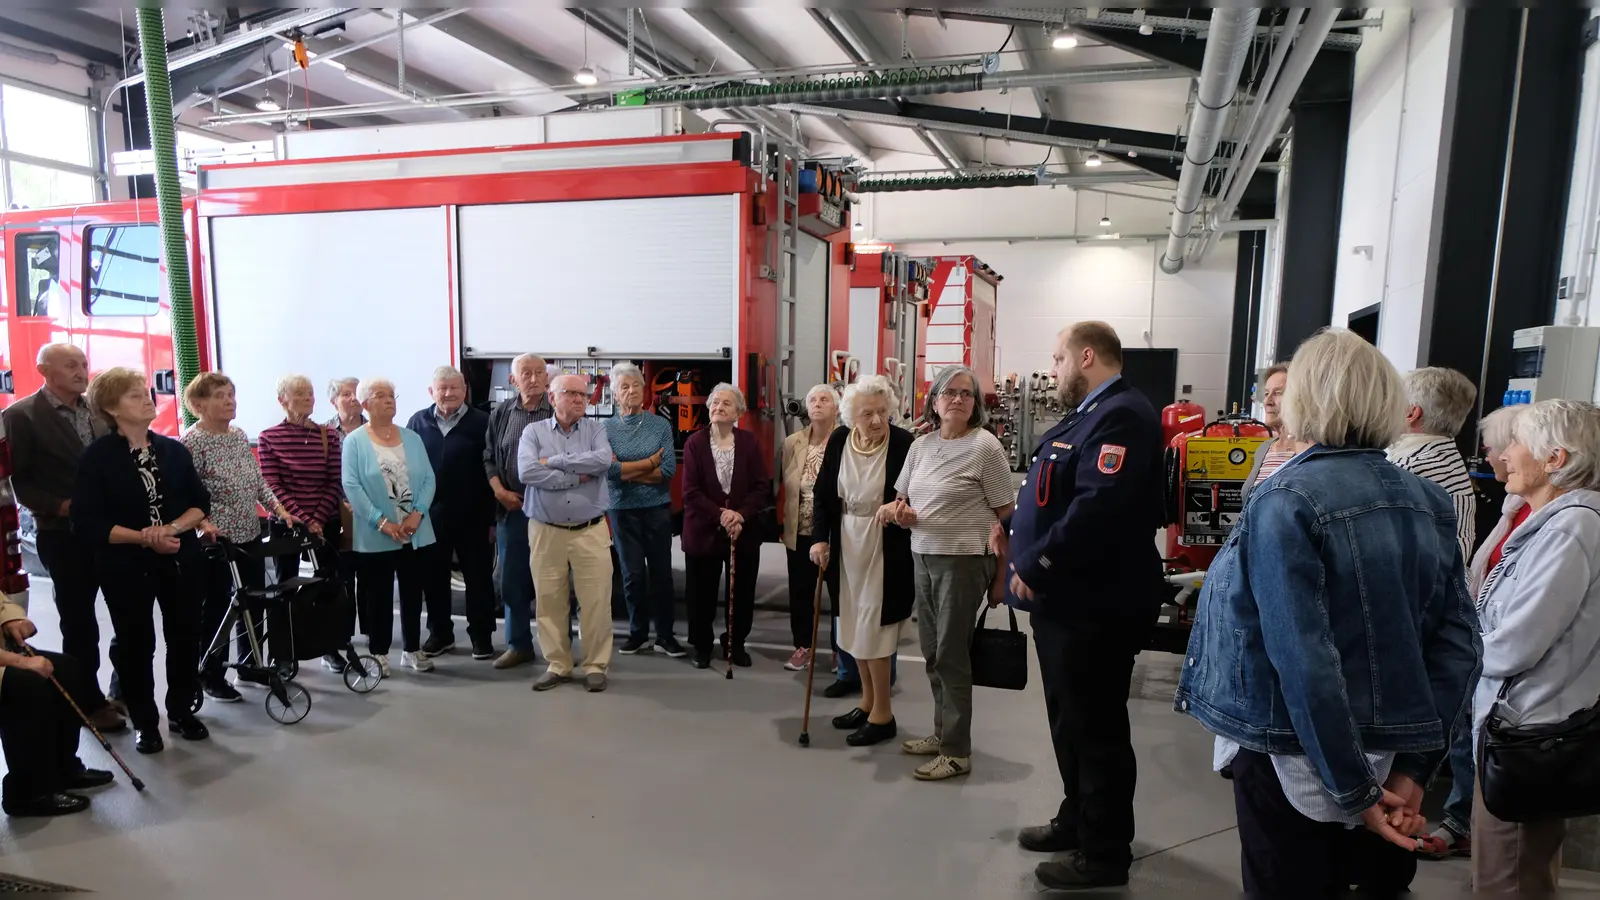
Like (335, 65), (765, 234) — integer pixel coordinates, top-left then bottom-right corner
(86, 224), (162, 317)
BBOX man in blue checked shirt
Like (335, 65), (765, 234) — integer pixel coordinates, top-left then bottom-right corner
(518, 373), (615, 694)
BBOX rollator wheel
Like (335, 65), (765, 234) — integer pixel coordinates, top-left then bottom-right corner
(264, 681), (312, 725)
(343, 654), (382, 694)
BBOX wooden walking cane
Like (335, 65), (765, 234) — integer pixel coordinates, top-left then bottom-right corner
(16, 644), (145, 792)
(798, 566), (826, 746)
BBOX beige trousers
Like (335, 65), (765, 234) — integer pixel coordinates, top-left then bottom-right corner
(1471, 774), (1566, 893)
(529, 519), (614, 677)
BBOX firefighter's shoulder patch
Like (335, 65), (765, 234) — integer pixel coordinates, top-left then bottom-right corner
(1097, 444), (1127, 475)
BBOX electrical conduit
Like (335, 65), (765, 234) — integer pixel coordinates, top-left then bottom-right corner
(136, 8), (200, 428)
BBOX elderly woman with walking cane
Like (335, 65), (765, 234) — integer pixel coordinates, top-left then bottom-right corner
(809, 375), (914, 746)
(681, 384), (770, 672)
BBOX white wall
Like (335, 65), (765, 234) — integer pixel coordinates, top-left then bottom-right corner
(899, 237), (1239, 418)
(1331, 9), (1456, 371)
(1558, 20), (1600, 331)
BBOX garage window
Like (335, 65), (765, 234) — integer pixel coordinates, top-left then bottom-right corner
(86, 224), (161, 317)
(13, 232), (61, 317)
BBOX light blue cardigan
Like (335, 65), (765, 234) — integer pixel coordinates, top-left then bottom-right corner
(341, 424), (437, 554)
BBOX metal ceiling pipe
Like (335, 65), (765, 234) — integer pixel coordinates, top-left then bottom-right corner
(855, 169), (1165, 193)
(1201, 9), (1340, 256)
(112, 8), (357, 93)
(774, 102), (1190, 162)
(1159, 9), (1259, 275)
(924, 8), (1364, 51)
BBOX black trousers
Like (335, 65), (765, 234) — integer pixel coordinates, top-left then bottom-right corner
(34, 529), (113, 708)
(1032, 612), (1153, 872)
(357, 545), (429, 655)
(101, 556), (204, 730)
(200, 552), (265, 675)
(0, 650), (89, 805)
(785, 542), (838, 649)
(686, 546), (758, 653)
(1232, 749), (1417, 897)
(426, 518), (495, 645)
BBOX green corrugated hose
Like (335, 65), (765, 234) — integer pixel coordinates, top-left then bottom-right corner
(136, 7), (199, 428)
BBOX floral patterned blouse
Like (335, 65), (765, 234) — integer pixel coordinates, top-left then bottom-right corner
(182, 425), (280, 543)
(796, 444), (826, 537)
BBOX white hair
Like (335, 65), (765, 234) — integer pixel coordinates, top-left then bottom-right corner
(36, 342), (81, 367)
(840, 374), (898, 428)
(804, 383), (839, 410)
(609, 362), (645, 389)
(327, 376), (358, 402)
(430, 365), (464, 385)
(1282, 328), (1406, 450)
(1404, 367), (1478, 437)
(512, 353), (546, 375)
(275, 373), (312, 402)
(1479, 404), (1524, 456)
(1511, 399), (1600, 491)
(709, 382), (746, 415)
(357, 377), (396, 404)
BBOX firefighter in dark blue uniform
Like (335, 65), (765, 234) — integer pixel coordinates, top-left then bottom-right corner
(1001, 322), (1165, 891)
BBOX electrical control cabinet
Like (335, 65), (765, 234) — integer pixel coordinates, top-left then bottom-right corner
(1503, 326), (1600, 405)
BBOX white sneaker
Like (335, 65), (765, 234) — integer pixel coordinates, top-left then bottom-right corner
(370, 653), (391, 678)
(402, 651), (434, 672)
(901, 734), (942, 756)
(914, 755), (971, 781)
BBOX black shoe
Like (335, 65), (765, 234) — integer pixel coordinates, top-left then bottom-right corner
(203, 676), (242, 703)
(421, 635), (456, 656)
(731, 648), (753, 668)
(321, 653), (348, 674)
(846, 718), (897, 747)
(1018, 823), (1079, 853)
(3, 792), (90, 818)
(470, 639), (495, 660)
(171, 715), (210, 742)
(1035, 854), (1128, 890)
(1219, 762), (1234, 780)
(619, 636), (650, 655)
(832, 707), (868, 730)
(692, 649), (712, 670)
(823, 679), (861, 699)
(655, 636), (688, 658)
(63, 767), (114, 791)
(135, 729), (164, 754)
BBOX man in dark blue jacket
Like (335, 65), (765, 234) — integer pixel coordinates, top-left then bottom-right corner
(408, 365), (497, 660)
(1001, 322), (1165, 890)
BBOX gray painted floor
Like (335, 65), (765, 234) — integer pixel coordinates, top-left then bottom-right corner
(4, 551), (1599, 897)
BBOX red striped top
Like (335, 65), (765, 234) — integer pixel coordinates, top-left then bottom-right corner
(256, 419), (342, 526)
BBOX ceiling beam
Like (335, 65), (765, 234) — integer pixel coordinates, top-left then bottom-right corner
(0, 9), (125, 68)
(411, 9), (578, 107)
(825, 10), (899, 66)
(914, 127), (966, 171)
(684, 8), (871, 159)
(806, 9), (867, 66)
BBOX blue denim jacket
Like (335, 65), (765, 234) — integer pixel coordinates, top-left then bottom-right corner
(1174, 445), (1481, 815)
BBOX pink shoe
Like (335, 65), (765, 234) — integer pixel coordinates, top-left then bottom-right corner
(785, 647), (812, 671)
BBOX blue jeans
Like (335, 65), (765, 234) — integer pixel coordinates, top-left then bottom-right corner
(498, 515), (535, 653)
(610, 505), (676, 642)
(834, 617), (897, 684)
(1442, 719), (1475, 837)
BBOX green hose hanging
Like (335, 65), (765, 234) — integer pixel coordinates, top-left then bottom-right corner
(136, 7), (200, 428)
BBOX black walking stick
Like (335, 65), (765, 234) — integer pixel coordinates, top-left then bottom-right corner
(725, 543), (736, 680)
(798, 566), (826, 746)
(17, 644), (145, 792)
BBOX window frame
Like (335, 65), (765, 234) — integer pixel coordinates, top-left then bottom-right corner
(12, 231), (62, 318)
(0, 74), (104, 208)
(83, 223), (162, 318)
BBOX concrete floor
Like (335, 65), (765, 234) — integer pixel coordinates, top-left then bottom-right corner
(4, 545), (1598, 896)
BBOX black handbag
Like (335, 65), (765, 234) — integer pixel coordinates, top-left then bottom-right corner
(970, 605), (1028, 691)
(1478, 677), (1600, 822)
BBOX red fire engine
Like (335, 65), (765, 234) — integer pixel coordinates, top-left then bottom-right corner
(920, 254), (1001, 407)
(0, 116), (859, 542)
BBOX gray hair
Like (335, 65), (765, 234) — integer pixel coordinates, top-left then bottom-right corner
(709, 382), (747, 415)
(1282, 328), (1406, 450)
(609, 362), (646, 390)
(430, 365), (465, 386)
(919, 365), (988, 430)
(357, 377), (396, 404)
(327, 376), (358, 402)
(512, 353), (546, 375)
(1479, 404), (1524, 456)
(1511, 399), (1600, 491)
(804, 383), (840, 410)
(275, 373), (312, 402)
(841, 374), (898, 428)
(1404, 367), (1478, 437)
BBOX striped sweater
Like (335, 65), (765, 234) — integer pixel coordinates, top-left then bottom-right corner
(1387, 432), (1476, 565)
(257, 419), (343, 526)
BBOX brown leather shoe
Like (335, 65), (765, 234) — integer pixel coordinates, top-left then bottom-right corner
(89, 705), (127, 734)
